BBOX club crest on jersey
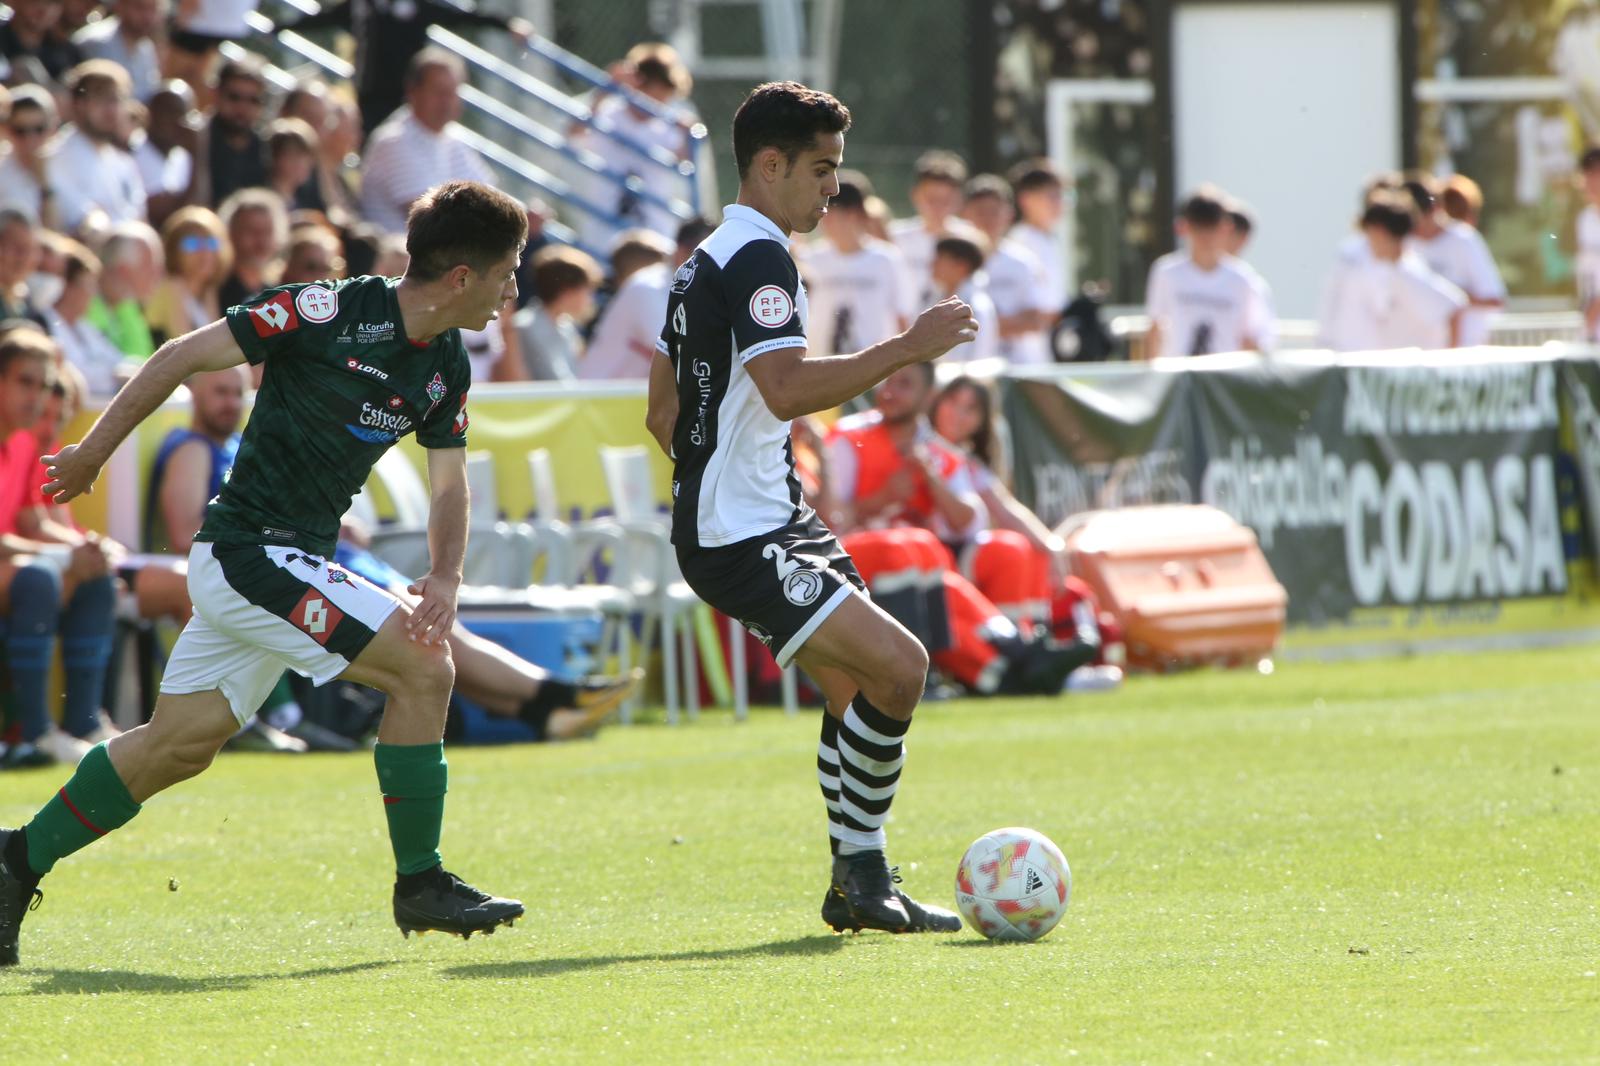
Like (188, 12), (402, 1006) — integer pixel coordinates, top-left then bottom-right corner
(249, 292), (298, 337)
(671, 256), (698, 292)
(345, 357), (389, 381)
(294, 284), (338, 323)
(425, 372), (448, 417)
(749, 285), (794, 328)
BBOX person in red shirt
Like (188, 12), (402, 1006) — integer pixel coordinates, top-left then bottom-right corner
(0, 328), (119, 766)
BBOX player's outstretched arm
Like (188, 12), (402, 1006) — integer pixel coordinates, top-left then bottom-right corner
(43, 319), (247, 504)
(745, 296), (977, 421)
(406, 446), (469, 646)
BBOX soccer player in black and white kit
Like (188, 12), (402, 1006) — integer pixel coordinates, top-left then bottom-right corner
(646, 82), (977, 934)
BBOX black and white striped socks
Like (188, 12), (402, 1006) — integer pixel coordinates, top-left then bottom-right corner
(816, 698), (909, 856)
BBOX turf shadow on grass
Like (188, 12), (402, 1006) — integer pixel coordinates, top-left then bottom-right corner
(5, 960), (395, 996)
(442, 934), (845, 981)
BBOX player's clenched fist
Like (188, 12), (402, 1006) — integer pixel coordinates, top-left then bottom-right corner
(903, 296), (980, 362)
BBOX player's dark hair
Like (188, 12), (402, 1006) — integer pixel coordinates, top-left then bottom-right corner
(1007, 158), (1062, 196)
(1361, 195), (1414, 239)
(831, 169), (873, 213)
(934, 235), (985, 274)
(215, 55), (266, 92)
(531, 245), (602, 304)
(405, 180), (529, 281)
(964, 173), (1013, 206)
(1226, 203), (1254, 237)
(1583, 147), (1600, 173)
(933, 375), (998, 471)
(732, 81), (851, 179)
(913, 149), (968, 189)
(1179, 188), (1227, 229)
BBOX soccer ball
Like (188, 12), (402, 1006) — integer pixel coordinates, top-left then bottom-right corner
(955, 827), (1071, 942)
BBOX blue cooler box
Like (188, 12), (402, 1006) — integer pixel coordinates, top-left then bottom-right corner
(453, 605), (604, 744)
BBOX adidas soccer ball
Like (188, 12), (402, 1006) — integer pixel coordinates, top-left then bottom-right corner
(955, 827), (1071, 942)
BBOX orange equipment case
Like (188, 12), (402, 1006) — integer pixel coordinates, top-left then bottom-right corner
(1062, 505), (1288, 671)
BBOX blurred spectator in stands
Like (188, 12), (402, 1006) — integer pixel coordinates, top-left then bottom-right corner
(576, 42), (698, 245)
(891, 150), (984, 302)
(279, 224), (343, 285)
(322, 95), (362, 204)
(1325, 195), (1465, 351)
(144, 205), (226, 344)
(216, 186), (283, 307)
(1007, 158), (1068, 316)
(264, 116), (321, 214)
(673, 215), (715, 268)
(506, 245), (601, 382)
(43, 238), (124, 393)
(0, 84), (59, 227)
(510, 196), (553, 310)
(275, 0), (531, 136)
(800, 170), (913, 357)
(1222, 198), (1275, 342)
(280, 80), (358, 222)
(133, 80), (197, 228)
(929, 235), (998, 363)
(1144, 188), (1269, 358)
(58, 0), (98, 36)
(1577, 148), (1600, 342)
(1402, 173), (1504, 346)
(73, 0), (163, 101)
(862, 194), (892, 243)
(359, 47), (491, 235)
(164, 0), (255, 110)
(0, 0), (85, 91)
(0, 329), (118, 766)
(188, 54), (266, 209)
(86, 220), (158, 357)
(961, 174), (1052, 365)
(1441, 174), (1483, 229)
(47, 60), (145, 231)
(1317, 171), (1403, 350)
(579, 228), (672, 380)
(0, 210), (47, 327)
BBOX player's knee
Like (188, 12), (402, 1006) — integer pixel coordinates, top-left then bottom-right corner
(401, 639), (454, 696)
(878, 638), (928, 716)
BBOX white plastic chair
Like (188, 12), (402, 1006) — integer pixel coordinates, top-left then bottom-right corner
(598, 445), (704, 725)
(464, 451), (573, 587)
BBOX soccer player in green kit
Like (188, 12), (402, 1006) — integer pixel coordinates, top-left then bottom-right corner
(0, 181), (527, 965)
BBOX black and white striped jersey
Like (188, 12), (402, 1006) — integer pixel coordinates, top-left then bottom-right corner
(658, 204), (811, 548)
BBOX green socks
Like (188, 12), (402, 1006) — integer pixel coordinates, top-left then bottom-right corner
(374, 743), (448, 876)
(23, 742), (142, 876)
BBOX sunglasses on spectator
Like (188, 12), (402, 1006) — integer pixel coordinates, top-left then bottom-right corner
(180, 235), (222, 254)
(9, 124), (47, 137)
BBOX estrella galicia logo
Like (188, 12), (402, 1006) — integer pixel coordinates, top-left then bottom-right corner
(346, 425), (398, 444)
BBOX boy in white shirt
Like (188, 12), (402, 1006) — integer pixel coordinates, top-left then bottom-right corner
(1224, 200), (1276, 335)
(960, 174), (1054, 364)
(1576, 147), (1600, 341)
(1328, 195), (1466, 351)
(1402, 174), (1505, 346)
(889, 150), (985, 305)
(1144, 188), (1269, 358)
(799, 171), (915, 354)
(930, 235), (1000, 364)
(1317, 172), (1404, 349)
(1007, 158), (1069, 315)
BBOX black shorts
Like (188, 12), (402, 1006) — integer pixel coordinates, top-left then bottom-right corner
(677, 512), (866, 667)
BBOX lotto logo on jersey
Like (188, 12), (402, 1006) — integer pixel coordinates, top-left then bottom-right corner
(295, 284), (338, 324)
(250, 293), (299, 337)
(749, 285), (794, 328)
(452, 395), (469, 436)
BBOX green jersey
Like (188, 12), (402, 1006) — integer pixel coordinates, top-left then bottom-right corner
(196, 275), (471, 558)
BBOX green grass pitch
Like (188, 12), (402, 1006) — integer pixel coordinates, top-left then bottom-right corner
(1, 646), (1597, 1064)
